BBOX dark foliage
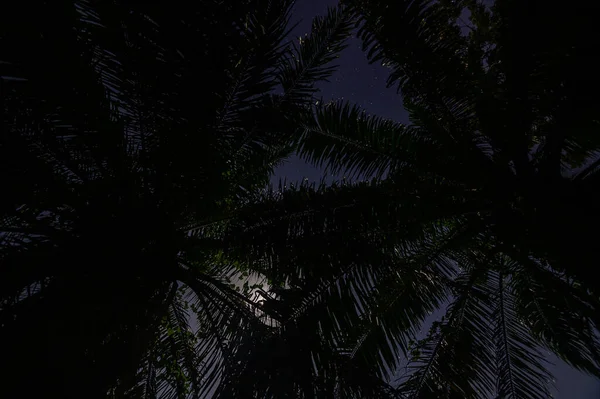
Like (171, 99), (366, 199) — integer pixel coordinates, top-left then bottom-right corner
(0, 1), (354, 397)
(2, 0), (600, 398)
(232, 0), (600, 397)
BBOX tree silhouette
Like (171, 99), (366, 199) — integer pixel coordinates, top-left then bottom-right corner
(219, 0), (600, 397)
(0, 1), (355, 397)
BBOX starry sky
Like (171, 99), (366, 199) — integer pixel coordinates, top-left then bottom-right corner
(273, 0), (600, 397)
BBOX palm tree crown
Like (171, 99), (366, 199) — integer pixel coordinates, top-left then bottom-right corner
(0, 1), (355, 397)
(219, 0), (600, 397)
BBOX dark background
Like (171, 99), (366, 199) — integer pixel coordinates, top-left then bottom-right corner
(273, 0), (600, 397)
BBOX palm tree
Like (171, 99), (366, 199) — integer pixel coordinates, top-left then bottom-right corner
(0, 1), (356, 397)
(216, 0), (600, 397)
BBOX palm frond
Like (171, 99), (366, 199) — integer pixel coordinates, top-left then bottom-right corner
(508, 256), (600, 379)
(1, 1), (129, 209)
(170, 262), (274, 397)
(346, 221), (483, 382)
(216, 0), (295, 129)
(491, 268), (553, 399)
(73, 1), (300, 215)
(347, 0), (471, 99)
(277, 5), (354, 105)
(398, 259), (495, 398)
(297, 100), (441, 179)
(218, 178), (484, 288)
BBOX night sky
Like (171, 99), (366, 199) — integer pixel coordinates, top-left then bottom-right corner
(274, 0), (600, 397)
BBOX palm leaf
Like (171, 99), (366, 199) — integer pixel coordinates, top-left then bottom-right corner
(347, 0), (471, 99)
(398, 255), (496, 398)
(277, 5), (354, 105)
(346, 221), (483, 382)
(297, 100), (442, 179)
(508, 255), (600, 379)
(491, 267), (553, 399)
